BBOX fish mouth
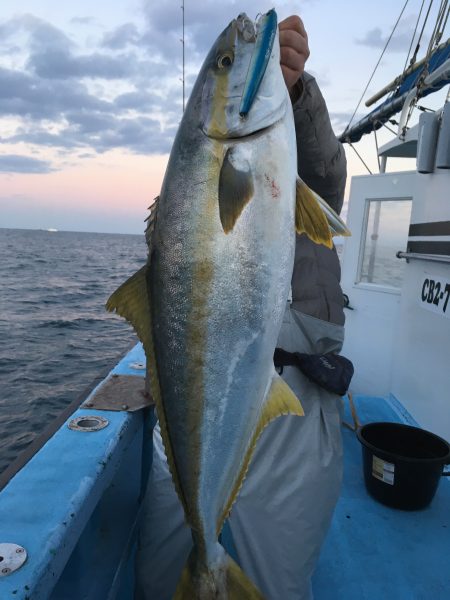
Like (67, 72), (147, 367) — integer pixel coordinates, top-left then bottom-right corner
(239, 9), (278, 118)
(201, 116), (279, 144)
(235, 13), (256, 42)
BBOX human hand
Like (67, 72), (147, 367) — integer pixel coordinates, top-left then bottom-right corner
(279, 15), (310, 93)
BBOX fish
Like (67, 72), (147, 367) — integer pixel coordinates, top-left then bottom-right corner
(106, 9), (350, 599)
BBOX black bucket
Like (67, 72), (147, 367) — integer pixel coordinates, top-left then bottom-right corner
(357, 422), (450, 510)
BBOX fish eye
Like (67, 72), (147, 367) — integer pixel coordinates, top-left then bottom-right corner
(217, 51), (234, 69)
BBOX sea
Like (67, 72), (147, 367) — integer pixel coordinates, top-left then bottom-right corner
(0, 229), (401, 478)
(0, 228), (146, 476)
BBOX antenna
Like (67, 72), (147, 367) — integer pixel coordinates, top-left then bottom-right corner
(181, 1), (185, 113)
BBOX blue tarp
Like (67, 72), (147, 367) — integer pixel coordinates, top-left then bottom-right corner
(339, 41), (450, 143)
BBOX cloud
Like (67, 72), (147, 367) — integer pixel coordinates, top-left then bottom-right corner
(0, 3), (293, 161)
(0, 66), (112, 120)
(356, 16), (429, 54)
(114, 89), (162, 110)
(28, 48), (134, 79)
(4, 110), (174, 155)
(70, 16), (96, 26)
(1, 14), (74, 53)
(139, 0), (238, 65)
(102, 23), (140, 50)
(330, 111), (361, 132)
(0, 155), (54, 173)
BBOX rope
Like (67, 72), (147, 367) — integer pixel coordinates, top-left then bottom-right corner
(435, 0), (449, 45)
(342, 392), (361, 432)
(348, 142), (373, 174)
(403, 0), (427, 72)
(402, 0), (449, 133)
(381, 121), (399, 135)
(409, 0), (435, 67)
(345, 0), (411, 133)
(373, 126), (381, 171)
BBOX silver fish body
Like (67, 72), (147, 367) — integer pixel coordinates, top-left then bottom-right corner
(151, 13), (298, 555)
(107, 10), (349, 598)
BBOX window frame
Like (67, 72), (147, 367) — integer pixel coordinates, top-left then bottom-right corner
(355, 196), (413, 293)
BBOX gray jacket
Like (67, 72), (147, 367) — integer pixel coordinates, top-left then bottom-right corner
(291, 72), (347, 326)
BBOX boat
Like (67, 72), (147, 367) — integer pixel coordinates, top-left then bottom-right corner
(1, 6), (450, 599)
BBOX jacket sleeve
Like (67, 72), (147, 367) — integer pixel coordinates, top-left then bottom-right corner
(291, 72), (346, 215)
(289, 73), (347, 326)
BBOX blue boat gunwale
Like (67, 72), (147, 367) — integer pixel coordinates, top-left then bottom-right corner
(1, 343), (449, 599)
(0, 343), (137, 494)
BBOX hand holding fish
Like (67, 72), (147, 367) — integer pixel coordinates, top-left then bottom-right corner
(279, 15), (310, 92)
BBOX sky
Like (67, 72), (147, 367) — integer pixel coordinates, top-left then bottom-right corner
(0, 0), (448, 234)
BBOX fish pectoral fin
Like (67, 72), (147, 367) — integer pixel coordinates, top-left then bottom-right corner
(219, 148), (254, 234)
(106, 266), (152, 354)
(218, 371), (303, 531)
(295, 177), (351, 247)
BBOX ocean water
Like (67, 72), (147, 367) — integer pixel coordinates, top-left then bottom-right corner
(0, 228), (146, 476)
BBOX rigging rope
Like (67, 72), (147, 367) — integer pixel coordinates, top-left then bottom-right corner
(348, 142), (373, 174)
(344, 0), (411, 133)
(409, 0), (435, 67)
(403, 0), (427, 72)
(401, 0), (449, 133)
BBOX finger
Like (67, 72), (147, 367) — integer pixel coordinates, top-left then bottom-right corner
(279, 29), (309, 55)
(280, 63), (302, 91)
(278, 15), (307, 40)
(280, 45), (308, 74)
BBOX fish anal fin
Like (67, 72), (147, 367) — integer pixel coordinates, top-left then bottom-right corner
(219, 148), (254, 234)
(106, 266), (189, 518)
(218, 372), (303, 532)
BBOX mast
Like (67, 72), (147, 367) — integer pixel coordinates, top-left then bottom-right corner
(181, 0), (185, 113)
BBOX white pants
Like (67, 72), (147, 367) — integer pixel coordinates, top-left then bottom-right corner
(135, 309), (344, 600)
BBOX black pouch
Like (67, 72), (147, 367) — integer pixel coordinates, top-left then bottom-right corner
(273, 348), (354, 396)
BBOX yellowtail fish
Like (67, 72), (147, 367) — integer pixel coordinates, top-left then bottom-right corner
(107, 9), (349, 599)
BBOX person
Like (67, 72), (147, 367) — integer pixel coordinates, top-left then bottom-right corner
(135, 14), (347, 600)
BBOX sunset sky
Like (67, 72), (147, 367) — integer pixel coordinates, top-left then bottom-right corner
(0, 0), (446, 233)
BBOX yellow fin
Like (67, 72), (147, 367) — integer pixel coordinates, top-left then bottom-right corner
(217, 372), (303, 532)
(174, 547), (264, 599)
(106, 266), (152, 353)
(219, 148), (254, 233)
(296, 177), (333, 248)
(106, 267), (189, 516)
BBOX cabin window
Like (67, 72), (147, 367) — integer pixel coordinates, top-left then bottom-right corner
(358, 198), (412, 288)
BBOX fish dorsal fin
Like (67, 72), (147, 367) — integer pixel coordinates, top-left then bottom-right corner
(217, 371), (303, 533)
(295, 177), (333, 248)
(218, 148), (254, 234)
(144, 195), (160, 251)
(106, 266), (189, 517)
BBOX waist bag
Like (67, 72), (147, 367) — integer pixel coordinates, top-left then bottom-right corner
(273, 348), (354, 396)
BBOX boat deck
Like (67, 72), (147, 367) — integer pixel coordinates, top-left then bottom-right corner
(0, 343), (448, 598)
(313, 394), (450, 599)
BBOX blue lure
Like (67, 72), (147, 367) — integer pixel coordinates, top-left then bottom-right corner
(239, 9), (278, 117)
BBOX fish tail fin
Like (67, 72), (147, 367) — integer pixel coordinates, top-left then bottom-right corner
(174, 545), (264, 599)
(295, 176), (351, 247)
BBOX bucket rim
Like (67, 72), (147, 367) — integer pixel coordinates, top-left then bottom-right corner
(356, 421), (450, 465)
